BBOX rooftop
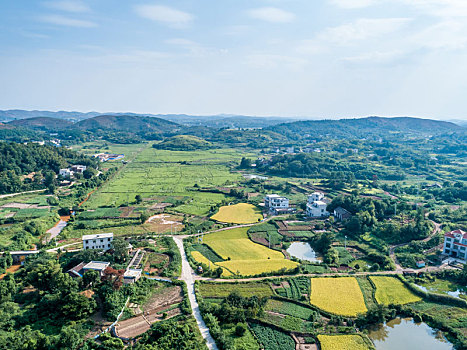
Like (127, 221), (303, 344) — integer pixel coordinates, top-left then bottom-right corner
(83, 261), (110, 271)
(445, 230), (467, 240)
(82, 232), (114, 240)
(124, 269), (142, 278)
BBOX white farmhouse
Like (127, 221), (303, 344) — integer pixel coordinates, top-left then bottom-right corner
(82, 233), (114, 250)
(264, 194), (289, 210)
(306, 192), (329, 218)
(59, 168), (74, 178)
(443, 230), (467, 263)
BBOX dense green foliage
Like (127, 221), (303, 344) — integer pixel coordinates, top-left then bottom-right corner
(153, 135), (212, 151)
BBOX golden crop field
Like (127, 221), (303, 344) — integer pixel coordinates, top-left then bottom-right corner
(318, 335), (371, 350)
(191, 251), (232, 276)
(310, 277), (367, 317)
(211, 203), (263, 224)
(203, 227), (299, 276)
(370, 276), (422, 305)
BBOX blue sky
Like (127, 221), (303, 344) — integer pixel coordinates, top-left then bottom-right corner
(1, 0), (467, 120)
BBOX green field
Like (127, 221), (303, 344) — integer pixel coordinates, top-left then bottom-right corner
(265, 299), (316, 320)
(211, 203), (262, 224)
(198, 282), (274, 298)
(84, 147), (245, 216)
(370, 276), (422, 305)
(203, 227), (299, 276)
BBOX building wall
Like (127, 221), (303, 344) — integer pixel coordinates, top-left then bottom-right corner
(83, 236), (113, 250)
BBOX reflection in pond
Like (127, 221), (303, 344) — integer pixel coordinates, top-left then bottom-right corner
(368, 318), (453, 350)
(286, 242), (320, 263)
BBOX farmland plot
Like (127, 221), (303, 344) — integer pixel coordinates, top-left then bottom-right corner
(318, 335), (371, 350)
(203, 227), (299, 276)
(310, 277), (367, 317)
(199, 282), (274, 298)
(211, 203), (262, 224)
(85, 147), (244, 215)
(370, 276), (421, 305)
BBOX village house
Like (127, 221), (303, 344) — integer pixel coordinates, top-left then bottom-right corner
(71, 164), (87, 174)
(443, 230), (467, 263)
(306, 192), (330, 218)
(334, 207), (352, 221)
(59, 168), (73, 178)
(123, 269), (142, 284)
(82, 261), (110, 277)
(264, 194), (295, 215)
(82, 232), (114, 250)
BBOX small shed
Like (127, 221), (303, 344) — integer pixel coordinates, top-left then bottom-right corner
(416, 261), (426, 268)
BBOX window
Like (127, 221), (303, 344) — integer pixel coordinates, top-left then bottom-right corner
(461, 246), (466, 251)
(445, 243), (451, 248)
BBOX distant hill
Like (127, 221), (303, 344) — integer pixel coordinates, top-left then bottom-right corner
(75, 115), (179, 133)
(153, 135), (213, 151)
(0, 110), (100, 122)
(8, 117), (73, 131)
(268, 116), (463, 140)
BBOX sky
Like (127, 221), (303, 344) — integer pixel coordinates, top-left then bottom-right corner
(1, 0), (467, 120)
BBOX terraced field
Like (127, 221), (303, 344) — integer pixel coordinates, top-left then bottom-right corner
(310, 277), (367, 317)
(203, 227), (299, 276)
(211, 203), (262, 224)
(370, 276), (422, 305)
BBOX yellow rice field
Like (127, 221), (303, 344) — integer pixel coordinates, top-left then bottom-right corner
(318, 335), (371, 350)
(310, 277), (367, 317)
(211, 203), (263, 224)
(370, 276), (421, 305)
(203, 227), (299, 276)
(190, 251), (232, 276)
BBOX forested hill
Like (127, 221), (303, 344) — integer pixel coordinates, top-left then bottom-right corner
(267, 116), (463, 139)
(9, 117), (73, 131)
(75, 114), (179, 133)
(0, 142), (96, 194)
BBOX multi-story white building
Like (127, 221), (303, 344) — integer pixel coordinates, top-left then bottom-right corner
(308, 192), (324, 204)
(443, 230), (467, 263)
(59, 168), (73, 178)
(82, 233), (114, 250)
(306, 201), (329, 217)
(71, 165), (87, 174)
(306, 192), (329, 218)
(264, 194), (289, 210)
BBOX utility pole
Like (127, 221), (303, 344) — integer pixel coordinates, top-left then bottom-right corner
(345, 235), (347, 250)
(269, 232), (271, 249)
(394, 203), (397, 216)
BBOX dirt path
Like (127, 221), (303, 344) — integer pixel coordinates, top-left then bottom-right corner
(172, 236), (218, 350)
(389, 220), (442, 271)
(0, 189), (46, 199)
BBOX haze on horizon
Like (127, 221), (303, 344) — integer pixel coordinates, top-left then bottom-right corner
(1, 0), (467, 121)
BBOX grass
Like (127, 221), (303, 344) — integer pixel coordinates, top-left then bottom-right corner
(335, 247), (354, 265)
(370, 276), (422, 305)
(198, 282), (274, 298)
(265, 299), (315, 320)
(223, 324), (259, 350)
(356, 277), (377, 309)
(310, 277), (367, 317)
(318, 335), (371, 350)
(211, 203), (262, 224)
(204, 227), (299, 276)
(191, 244), (224, 263)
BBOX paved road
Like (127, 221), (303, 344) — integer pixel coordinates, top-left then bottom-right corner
(172, 236), (218, 350)
(44, 219), (68, 244)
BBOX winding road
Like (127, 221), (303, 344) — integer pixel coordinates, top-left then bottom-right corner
(172, 236), (218, 350)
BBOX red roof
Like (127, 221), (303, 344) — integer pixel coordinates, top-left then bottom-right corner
(444, 229), (467, 240)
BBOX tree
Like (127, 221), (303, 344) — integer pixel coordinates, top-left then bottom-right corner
(238, 157), (252, 169)
(82, 269), (100, 288)
(140, 211), (150, 224)
(25, 256), (77, 294)
(57, 326), (82, 350)
(135, 194), (142, 204)
(112, 238), (129, 263)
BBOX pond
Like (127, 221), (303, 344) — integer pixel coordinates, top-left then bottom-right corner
(414, 280), (467, 300)
(368, 318), (453, 350)
(286, 242), (320, 263)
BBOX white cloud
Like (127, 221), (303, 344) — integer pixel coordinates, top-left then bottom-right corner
(248, 7), (295, 23)
(329, 0), (379, 9)
(134, 5), (193, 28)
(246, 53), (307, 71)
(318, 18), (411, 45)
(42, 1), (90, 13)
(38, 14), (97, 27)
(342, 50), (406, 64)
